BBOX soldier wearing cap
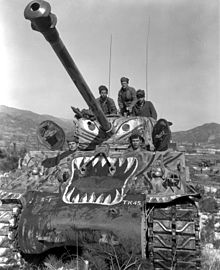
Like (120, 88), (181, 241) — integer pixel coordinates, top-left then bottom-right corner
(42, 132), (79, 184)
(42, 132), (79, 169)
(96, 85), (117, 115)
(118, 77), (136, 116)
(66, 132), (79, 152)
(132, 89), (157, 120)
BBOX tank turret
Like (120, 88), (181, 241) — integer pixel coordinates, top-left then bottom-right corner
(24, 0), (158, 152)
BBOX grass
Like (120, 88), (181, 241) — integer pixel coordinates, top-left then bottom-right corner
(37, 244), (151, 270)
(201, 245), (220, 270)
(44, 255), (89, 270)
(23, 245), (220, 270)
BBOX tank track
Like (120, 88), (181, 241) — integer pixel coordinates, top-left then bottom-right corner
(143, 199), (201, 270)
(0, 191), (23, 269)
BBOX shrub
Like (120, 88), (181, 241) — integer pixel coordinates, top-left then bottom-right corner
(201, 216), (215, 243)
(0, 155), (19, 172)
(201, 245), (220, 270)
(199, 197), (218, 213)
(215, 189), (220, 199)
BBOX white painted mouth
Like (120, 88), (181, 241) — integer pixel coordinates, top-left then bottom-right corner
(62, 156), (138, 206)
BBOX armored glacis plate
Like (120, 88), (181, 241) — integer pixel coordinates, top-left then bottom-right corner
(37, 120), (65, 150)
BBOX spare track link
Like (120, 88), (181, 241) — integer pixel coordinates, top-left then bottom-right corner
(145, 199), (201, 270)
(0, 196), (23, 269)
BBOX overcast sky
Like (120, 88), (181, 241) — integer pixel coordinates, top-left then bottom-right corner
(0, 0), (219, 131)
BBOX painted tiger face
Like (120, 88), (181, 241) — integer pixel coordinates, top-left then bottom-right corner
(62, 153), (138, 206)
(61, 116), (156, 205)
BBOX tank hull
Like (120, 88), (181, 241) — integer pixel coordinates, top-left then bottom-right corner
(14, 191), (200, 269)
(18, 191), (142, 255)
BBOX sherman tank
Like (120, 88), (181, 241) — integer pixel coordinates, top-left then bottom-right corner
(0, 1), (201, 269)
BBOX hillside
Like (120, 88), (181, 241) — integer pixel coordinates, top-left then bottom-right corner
(172, 123), (220, 144)
(0, 105), (73, 150)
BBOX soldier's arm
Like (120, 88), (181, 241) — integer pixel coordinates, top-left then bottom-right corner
(109, 98), (118, 114)
(131, 104), (137, 116)
(129, 88), (137, 109)
(149, 101), (157, 120)
(42, 155), (60, 168)
(118, 91), (123, 110)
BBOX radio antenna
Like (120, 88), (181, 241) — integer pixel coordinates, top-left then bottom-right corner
(108, 34), (112, 96)
(146, 17), (150, 100)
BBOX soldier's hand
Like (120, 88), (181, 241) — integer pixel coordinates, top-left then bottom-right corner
(149, 144), (155, 151)
(127, 107), (132, 113)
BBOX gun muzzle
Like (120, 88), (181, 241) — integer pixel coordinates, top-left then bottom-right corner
(24, 1), (58, 42)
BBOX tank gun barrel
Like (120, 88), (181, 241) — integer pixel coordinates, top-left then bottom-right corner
(24, 0), (112, 133)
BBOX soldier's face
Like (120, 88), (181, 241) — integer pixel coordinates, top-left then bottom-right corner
(121, 81), (128, 89)
(68, 141), (78, 151)
(100, 90), (108, 99)
(137, 96), (145, 104)
(131, 138), (141, 150)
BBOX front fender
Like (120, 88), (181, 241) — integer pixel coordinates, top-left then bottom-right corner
(18, 191), (143, 254)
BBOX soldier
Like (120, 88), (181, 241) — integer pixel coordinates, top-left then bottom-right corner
(152, 119), (172, 151)
(130, 133), (143, 151)
(127, 132), (155, 152)
(126, 133), (145, 153)
(118, 77), (136, 116)
(66, 132), (79, 152)
(96, 85), (117, 115)
(42, 132), (79, 174)
(132, 89), (157, 120)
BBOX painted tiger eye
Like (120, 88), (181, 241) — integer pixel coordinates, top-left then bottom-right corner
(122, 124), (130, 131)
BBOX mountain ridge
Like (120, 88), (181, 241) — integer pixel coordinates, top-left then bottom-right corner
(172, 122), (220, 144)
(0, 105), (73, 150)
(0, 105), (219, 149)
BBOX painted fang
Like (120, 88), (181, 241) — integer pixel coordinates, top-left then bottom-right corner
(62, 156), (138, 205)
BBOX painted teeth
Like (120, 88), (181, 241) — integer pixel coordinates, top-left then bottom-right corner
(104, 194), (111, 204)
(74, 156), (135, 174)
(89, 192), (96, 203)
(101, 158), (106, 167)
(66, 156), (138, 205)
(69, 192), (122, 205)
(125, 157), (134, 173)
(84, 157), (92, 164)
(81, 193), (88, 203)
(66, 188), (75, 201)
(73, 194), (80, 203)
(119, 158), (125, 167)
(111, 189), (121, 204)
(92, 157), (99, 167)
(96, 194), (104, 203)
(75, 157), (83, 169)
(107, 157), (117, 166)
